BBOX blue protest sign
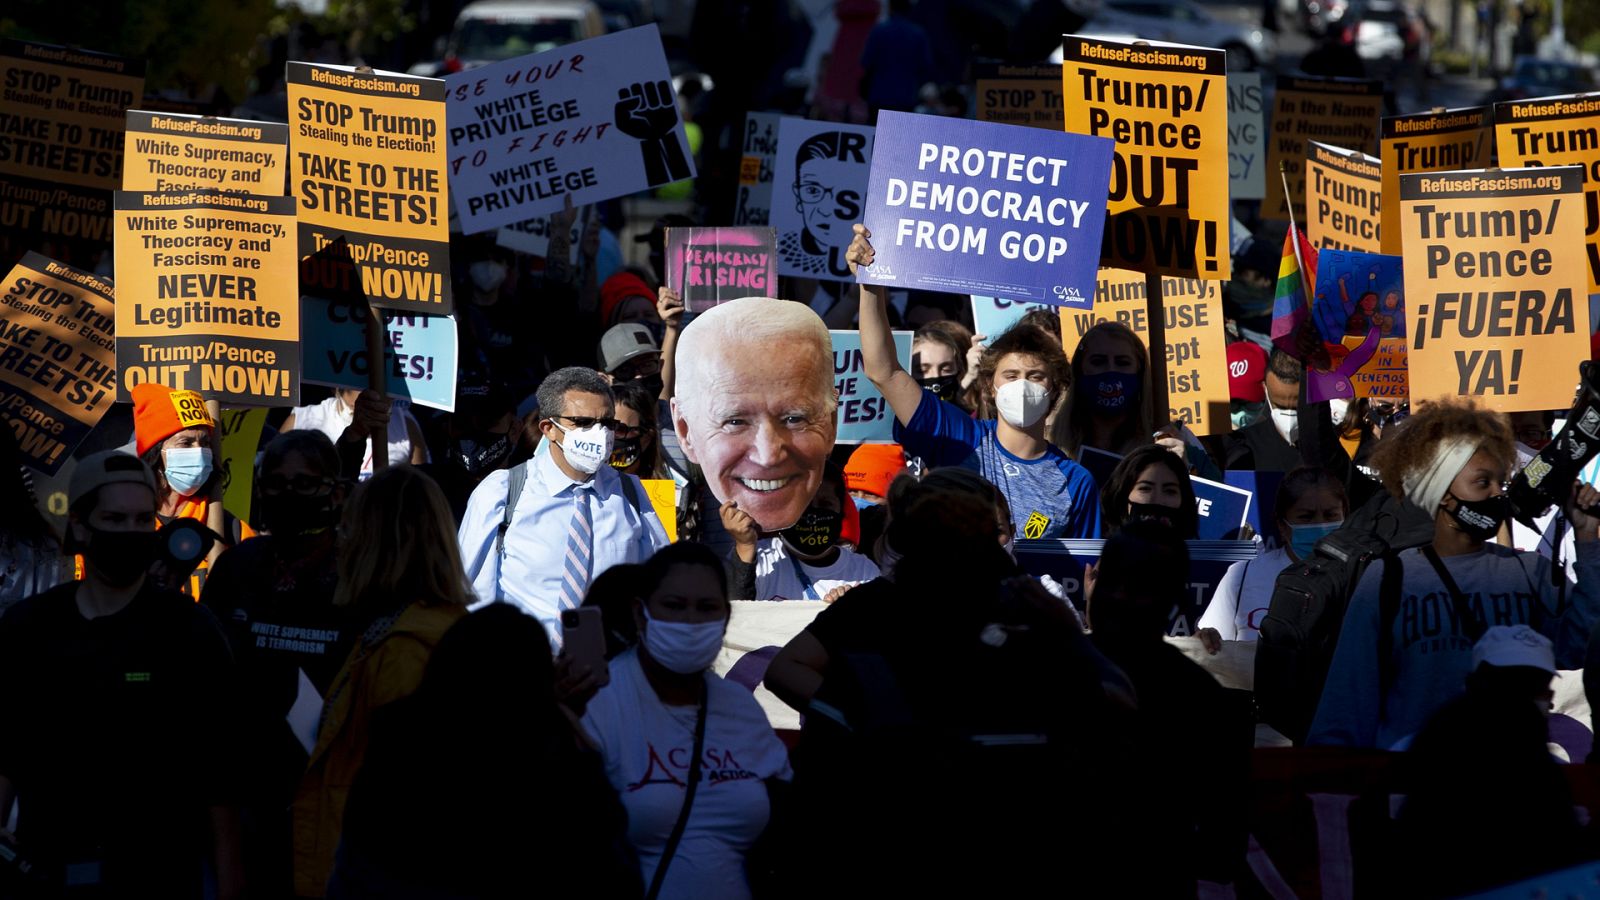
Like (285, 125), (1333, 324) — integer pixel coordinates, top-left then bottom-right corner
(830, 329), (913, 442)
(1192, 475), (1253, 540)
(1014, 539), (1258, 635)
(301, 296), (459, 412)
(971, 294), (1055, 339)
(858, 110), (1113, 307)
(1224, 469), (1286, 541)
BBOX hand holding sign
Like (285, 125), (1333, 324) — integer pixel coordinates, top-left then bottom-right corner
(614, 80), (691, 186)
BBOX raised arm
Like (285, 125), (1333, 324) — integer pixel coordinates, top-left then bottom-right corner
(845, 224), (924, 427)
(657, 286), (685, 403)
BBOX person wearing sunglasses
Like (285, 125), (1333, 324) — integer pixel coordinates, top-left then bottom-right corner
(458, 367), (670, 647)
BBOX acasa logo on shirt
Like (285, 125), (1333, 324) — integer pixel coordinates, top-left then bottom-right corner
(1023, 511), (1050, 539)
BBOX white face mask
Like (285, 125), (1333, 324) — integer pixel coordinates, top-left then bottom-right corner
(994, 379), (1051, 430)
(551, 420), (614, 475)
(642, 609), (725, 674)
(1268, 397), (1299, 444)
(470, 260), (507, 293)
(1329, 398), (1350, 428)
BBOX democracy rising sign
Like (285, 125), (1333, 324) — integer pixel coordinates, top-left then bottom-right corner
(858, 110), (1112, 307)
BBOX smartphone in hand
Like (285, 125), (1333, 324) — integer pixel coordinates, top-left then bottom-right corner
(561, 607), (611, 687)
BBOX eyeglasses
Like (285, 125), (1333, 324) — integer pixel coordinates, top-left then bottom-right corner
(612, 423), (644, 439)
(552, 415), (621, 431)
(795, 183), (835, 204)
(258, 474), (336, 496)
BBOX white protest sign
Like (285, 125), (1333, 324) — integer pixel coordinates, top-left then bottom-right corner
(715, 600), (828, 731)
(772, 117), (875, 282)
(445, 24), (695, 234)
(1228, 72), (1265, 201)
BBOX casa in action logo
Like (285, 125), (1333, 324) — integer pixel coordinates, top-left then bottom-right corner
(1052, 285), (1083, 302)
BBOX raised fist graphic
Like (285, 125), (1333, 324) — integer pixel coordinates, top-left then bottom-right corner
(613, 80), (692, 187)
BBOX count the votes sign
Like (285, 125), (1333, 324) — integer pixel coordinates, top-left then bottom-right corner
(858, 110), (1113, 307)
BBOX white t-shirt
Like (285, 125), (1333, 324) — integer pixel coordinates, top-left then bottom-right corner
(1198, 545), (1289, 641)
(582, 649), (792, 900)
(288, 395), (425, 478)
(753, 538), (881, 601)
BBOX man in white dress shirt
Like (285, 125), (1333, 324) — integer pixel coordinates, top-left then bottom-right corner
(459, 367), (669, 642)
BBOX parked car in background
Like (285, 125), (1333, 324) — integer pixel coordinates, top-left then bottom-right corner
(1351, 0), (1427, 79)
(1301, 0), (1350, 36)
(408, 0), (605, 76)
(1486, 56), (1598, 103)
(1076, 0), (1277, 71)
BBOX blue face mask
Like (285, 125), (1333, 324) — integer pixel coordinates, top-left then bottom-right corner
(1085, 371), (1141, 413)
(1287, 520), (1342, 559)
(163, 446), (213, 497)
(852, 496), (876, 511)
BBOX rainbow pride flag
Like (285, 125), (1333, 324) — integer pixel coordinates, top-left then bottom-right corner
(1270, 223), (1318, 356)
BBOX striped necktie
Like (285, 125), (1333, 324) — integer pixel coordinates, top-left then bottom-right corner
(559, 488), (594, 611)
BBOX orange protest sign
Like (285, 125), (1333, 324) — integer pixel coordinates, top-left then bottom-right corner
(286, 63), (451, 313)
(975, 63), (1063, 130)
(123, 111), (288, 195)
(1378, 106), (1491, 255)
(1060, 37), (1230, 279)
(1263, 76), (1384, 224)
(1060, 269), (1230, 434)
(114, 189), (301, 406)
(1305, 141), (1382, 253)
(1494, 94), (1600, 296)
(1400, 167), (1589, 412)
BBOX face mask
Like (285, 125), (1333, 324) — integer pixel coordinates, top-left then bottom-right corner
(1127, 501), (1187, 533)
(1268, 399), (1299, 444)
(84, 526), (159, 587)
(783, 508), (843, 555)
(642, 609), (725, 675)
(1085, 371), (1140, 414)
(1231, 401), (1266, 431)
(918, 373), (960, 401)
(1329, 398), (1350, 428)
(851, 496), (876, 511)
(163, 447), (213, 497)
(994, 379), (1051, 430)
(551, 420), (614, 475)
(258, 491), (339, 539)
(469, 260), (507, 294)
(1287, 520), (1342, 558)
(456, 431), (512, 476)
(610, 436), (641, 469)
(1446, 492), (1510, 541)
(637, 374), (665, 399)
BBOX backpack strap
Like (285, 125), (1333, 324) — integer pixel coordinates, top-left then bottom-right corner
(619, 470), (642, 515)
(1378, 552), (1405, 695)
(1422, 544), (1487, 643)
(645, 681), (707, 900)
(497, 461), (529, 559)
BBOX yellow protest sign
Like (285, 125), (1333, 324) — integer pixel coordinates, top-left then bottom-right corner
(1494, 94), (1600, 297)
(1305, 141), (1382, 253)
(1263, 76), (1384, 224)
(0, 40), (144, 242)
(1400, 167), (1589, 412)
(975, 63), (1063, 130)
(1060, 37), (1230, 279)
(114, 189), (301, 406)
(286, 63), (451, 313)
(1378, 106), (1491, 255)
(642, 478), (677, 542)
(219, 407), (268, 525)
(1060, 269), (1230, 434)
(123, 111), (288, 194)
(0, 253), (117, 473)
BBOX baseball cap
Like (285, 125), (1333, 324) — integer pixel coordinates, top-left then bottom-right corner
(1227, 341), (1268, 403)
(70, 450), (158, 508)
(1471, 625), (1556, 674)
(132, 383), (214, 456)
(599, 323), (661, 374)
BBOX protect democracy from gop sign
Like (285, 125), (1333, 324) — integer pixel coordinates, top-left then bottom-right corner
(445, 25), (695, 234)
(858, 110), (1112, 307)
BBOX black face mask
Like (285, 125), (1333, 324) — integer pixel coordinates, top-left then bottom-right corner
(1127, 501), (1193, 536)
(610, 436), (641, 469)
(635, 373), (665, 399)
(84, 527), (159, 587)
(783, 508), (843, 555)
(1447, 492), (1510, 541)
(455, 432), (512, 476)
(257, 491), (339, 539)
(918, 374), (960, 401)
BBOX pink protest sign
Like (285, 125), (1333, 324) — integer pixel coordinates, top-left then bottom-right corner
(665, 226), (778, 313)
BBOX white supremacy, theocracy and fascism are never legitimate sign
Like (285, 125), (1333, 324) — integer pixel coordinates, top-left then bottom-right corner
(444, 24), (696, 234)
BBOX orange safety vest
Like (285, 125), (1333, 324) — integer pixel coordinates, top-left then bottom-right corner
(73, 496), (254, 599)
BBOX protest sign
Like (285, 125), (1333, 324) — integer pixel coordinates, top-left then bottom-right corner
(1494, 94), (1600, 297)
(113, 189), (300, 406)
(123, 111), (288, 194)
(859, 110), (1111, 305)
(831, 329), (913, 442)
(665, 227), (777, 313)
(1227, 72), (1266, 201)
(1305, 141), (1382, 253)
(974, 62), (1064, 130)
(642, 478), (676, 542)
(971, 294), (1053, 339)
(734, 112), (780, 226)
(1014, 538), (1258, 635)
(0, 40), (144, 242)
(495, 207), (583, 260)
(1224, 469), (1285, 537)
(1060, 269), (1230, 434)
(300, 295), (458, 411)
(0, 253), (117, 473)
(444, 25), (694, 233)
(1313, 249), (1408, 400)
(1400, 166), (1589, 412)
(1192, 475), (1253, 540)
(1060, 36), (1230, 279)
(218, 407), (267, 524)
(1263, 76), (1385, 223)
(286, 62), (451, 314)
(1379, 106), (1492, 256)
(717, 600), (828, 730)
(1077, 444), (1123, 488)
(773, 117), (875, 282)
